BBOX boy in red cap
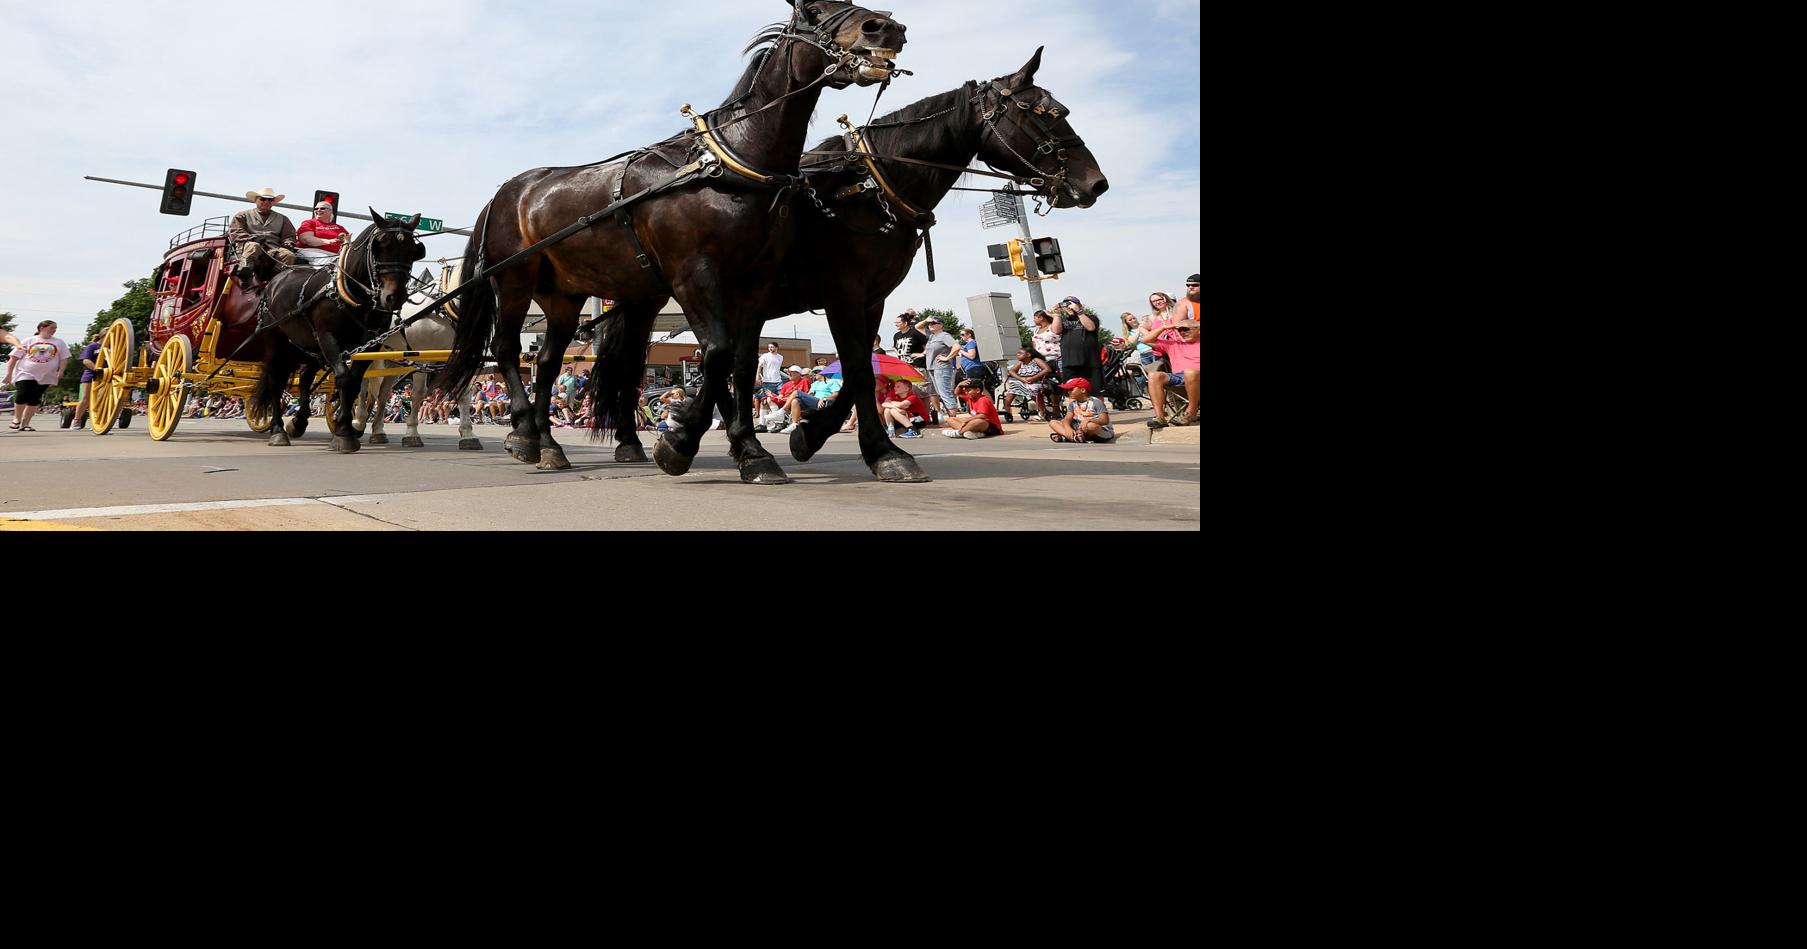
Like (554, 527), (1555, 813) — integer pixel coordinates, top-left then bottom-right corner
(1048, 378), (1114, 443)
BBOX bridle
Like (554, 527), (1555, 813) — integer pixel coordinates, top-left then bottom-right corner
(974, 80), (1085, 207)
(335, 224), (425, 316)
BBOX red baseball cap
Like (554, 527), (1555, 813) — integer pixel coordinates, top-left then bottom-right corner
(1059, 378), (1092, 391)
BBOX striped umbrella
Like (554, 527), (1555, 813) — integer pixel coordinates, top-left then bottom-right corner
(821, 353), (927, 383)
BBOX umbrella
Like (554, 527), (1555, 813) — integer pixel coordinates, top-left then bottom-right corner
(821, 354), (927, 383)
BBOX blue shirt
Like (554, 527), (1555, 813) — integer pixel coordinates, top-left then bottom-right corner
(957, 340), (981, 372)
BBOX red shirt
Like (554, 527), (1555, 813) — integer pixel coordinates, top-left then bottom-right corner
(889, 390), (929, 420)
(298, 219), (350, 253)
(968, 395), (1004, 433)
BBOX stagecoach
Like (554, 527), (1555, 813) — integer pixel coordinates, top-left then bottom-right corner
(87, 218), (317, 439)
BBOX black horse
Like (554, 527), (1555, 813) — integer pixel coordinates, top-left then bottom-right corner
(590, 50), (1108, 482)
(245, 211), (427, 452)
(433, 0), (908, 482)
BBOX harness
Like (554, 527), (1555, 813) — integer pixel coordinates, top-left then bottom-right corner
(394, 3), (903, 342)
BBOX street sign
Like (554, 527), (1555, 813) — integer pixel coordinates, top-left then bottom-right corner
(388, 213), (443, 233)
(979, 192), (1019, 229)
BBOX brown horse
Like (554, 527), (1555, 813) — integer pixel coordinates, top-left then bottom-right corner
(434, 0), (908, 483)
(590, 50), (1109, 482)
(244, 212), (427, 452)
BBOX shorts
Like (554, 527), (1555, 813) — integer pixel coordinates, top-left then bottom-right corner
(962, 367), (987, 382)
(758, 382), (782, 397)
(12, 380), (47, 406)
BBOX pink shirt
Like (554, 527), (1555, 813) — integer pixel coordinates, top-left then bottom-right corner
(7, 336), (69, 385)
(1146, 312), (1199, 373)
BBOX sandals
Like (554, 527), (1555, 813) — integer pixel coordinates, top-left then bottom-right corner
(1050, 433), (1076, 443)
(19, 426), (36, 432)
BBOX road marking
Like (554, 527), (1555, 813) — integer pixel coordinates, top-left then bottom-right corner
(0, 498), (323, 522)
(0, 519), (101, 531)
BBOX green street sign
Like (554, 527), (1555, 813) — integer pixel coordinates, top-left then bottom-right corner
(387, 213), (443, 233)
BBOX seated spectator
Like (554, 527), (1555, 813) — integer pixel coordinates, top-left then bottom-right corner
(999, 347), (1054, 422)
(636, 394), (657, 431)
(940, 379), (1003, 440)
(757, 365), (808, 432)
(1138, 277), (1200, 428)
(877, 377), (930, 439)
(656, 387), (689, 432)
(1048, 379), (1114, 443)
(779, 367), (841, 434)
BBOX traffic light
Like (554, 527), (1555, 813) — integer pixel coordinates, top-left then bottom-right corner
(988, 239), (1026, 278)
(160, 169), (197, 216)
(314, 190), (340, 211)
(1032, 237), (1065, 276)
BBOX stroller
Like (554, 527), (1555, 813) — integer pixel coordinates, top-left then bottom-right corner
(1098, 344), (1147, 412)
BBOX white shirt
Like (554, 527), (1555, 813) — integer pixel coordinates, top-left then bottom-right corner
(757, 351), (784, 384)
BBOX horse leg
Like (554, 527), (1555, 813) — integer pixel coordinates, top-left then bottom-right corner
(314, 337), (364, 454)
(598, 302), (660, 464)
(722, 329), (789, 485)
(653, 286), (731, 477)
(402, 372), (426, 448)
(286, 366), (320, 440)
(367, 369), (394, 445)
(488, 285), (540, 464)
(458, 381), (482, 451)
(530, 295), (584, 471)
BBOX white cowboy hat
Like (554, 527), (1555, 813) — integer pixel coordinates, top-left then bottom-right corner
(785, 365), (806, 374)
(245, 187), (287, 202)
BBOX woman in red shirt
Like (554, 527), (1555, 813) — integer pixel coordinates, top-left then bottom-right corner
(296, 201), (351, 266)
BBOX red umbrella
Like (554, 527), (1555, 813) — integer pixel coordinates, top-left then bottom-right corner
(821, 354), (927, 383)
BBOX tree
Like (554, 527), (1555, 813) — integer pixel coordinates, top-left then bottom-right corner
(915, 307), (963, 336)
(0, 311), (16, 359)
(1013, 310), (1032, 350)
(84, 276), (157, 350)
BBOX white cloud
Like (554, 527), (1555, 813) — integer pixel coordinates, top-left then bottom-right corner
(0, 0), (1200, 350)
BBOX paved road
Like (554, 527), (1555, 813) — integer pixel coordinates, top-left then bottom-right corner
(1, 412), (1199, 531)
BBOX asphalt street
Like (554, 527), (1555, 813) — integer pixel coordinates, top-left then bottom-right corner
(1, 411), (1200, 531)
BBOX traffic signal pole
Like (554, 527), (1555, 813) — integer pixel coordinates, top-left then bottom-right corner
(1012, 193), (1048, 313)
(83, 176), (474, 236)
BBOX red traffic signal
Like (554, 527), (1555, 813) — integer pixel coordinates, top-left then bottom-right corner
(161, 168), (197, 216)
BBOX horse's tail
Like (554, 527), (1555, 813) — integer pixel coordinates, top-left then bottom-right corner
(586, 309), (656, 444)
(249, 336), (304, 425)
(430, 203), (494, 398)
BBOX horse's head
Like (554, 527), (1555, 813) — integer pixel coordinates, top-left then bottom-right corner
(787, 1), (907, 89)
(975, 49), (1110, 209)
(363, 208), (428, 312)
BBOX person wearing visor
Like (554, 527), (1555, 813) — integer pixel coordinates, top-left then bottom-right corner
(1138, 274), (1201, 428)
(296, 200), (351, 267)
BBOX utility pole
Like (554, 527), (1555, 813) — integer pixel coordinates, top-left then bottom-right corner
(1012, 193), (1047, 313)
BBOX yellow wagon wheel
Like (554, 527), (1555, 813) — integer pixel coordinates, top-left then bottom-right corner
(246, 399), (276, 433)
(148, 336), (192, 441)
(88, 318), (134, 436)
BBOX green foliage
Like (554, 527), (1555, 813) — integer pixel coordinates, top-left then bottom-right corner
(84, 276), (157, 348)
(1013, 310), (1032, 349)
(915, 307), (963, 336)
(0, 310), (15, 359)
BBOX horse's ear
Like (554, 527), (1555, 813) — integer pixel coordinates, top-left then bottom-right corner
(1009, 47), (1045, 87)
(407, 213), (422, 231)
(369, 207), (385, 225)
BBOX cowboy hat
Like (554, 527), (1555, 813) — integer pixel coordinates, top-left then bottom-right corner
(245, 187), (287, 202)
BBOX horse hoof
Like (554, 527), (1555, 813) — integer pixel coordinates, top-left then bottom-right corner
(284, 419), (305, 438)
(740, 456), (792, 485)
(504, 434), (541, 464)
(536, 448), (572, 471)
(330, 436), (361, 454)
(789, 423), (821, 463)
(402, 436), (425, 448)
(458, 438), (483, 451)
(615, 443), (649, 464)
(268, 433), (291, 447)
(873, 454), (932, 484)
(653, 436), (694, 477)
(368, 433), (389, 445)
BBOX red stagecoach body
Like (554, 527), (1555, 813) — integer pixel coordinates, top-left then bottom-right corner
(147, 217), (262, 360)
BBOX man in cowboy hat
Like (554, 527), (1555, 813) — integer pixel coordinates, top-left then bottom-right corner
(228, 187), (299, 281)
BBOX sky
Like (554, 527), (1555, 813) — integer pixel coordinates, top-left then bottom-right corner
(0, 0), (1199, 351)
